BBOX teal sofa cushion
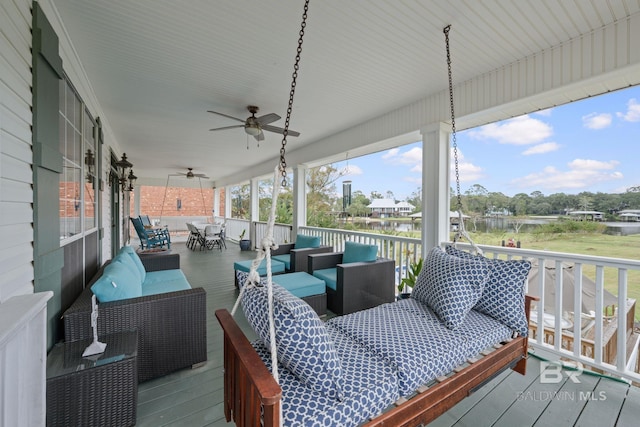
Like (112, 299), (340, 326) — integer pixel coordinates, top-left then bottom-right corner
(313, 268), (337, 291)
(274, 272), (326, 298)
(114, 251), (144, 283)
(234, 258), (286, 275)
(342, 241), (378, 264)
(117, 245), (146, 282)
(295, 234), (321, 249)
(92, 259), (143, 302)
(142, 270), (192, 296)
(272, 254), (291, 270)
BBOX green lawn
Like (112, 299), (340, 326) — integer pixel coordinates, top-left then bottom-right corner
(349, 219), (640, 319)
(465, 231), (640, 320)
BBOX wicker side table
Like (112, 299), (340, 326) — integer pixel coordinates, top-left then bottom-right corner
(46, 329), (138, 427)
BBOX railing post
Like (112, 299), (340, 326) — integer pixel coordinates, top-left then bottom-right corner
(617, 269), (628, 371)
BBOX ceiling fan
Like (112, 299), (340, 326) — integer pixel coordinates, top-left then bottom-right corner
(208, 105), (300, 141)
(175, 168), (209, 180)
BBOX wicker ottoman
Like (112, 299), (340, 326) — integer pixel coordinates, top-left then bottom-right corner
(273, 272), (327, 316)
(46, 330), (138, 427)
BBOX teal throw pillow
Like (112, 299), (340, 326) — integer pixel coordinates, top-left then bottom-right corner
(295, 234), (321, 249)
(342, 241), (378, 264)
(91, 259), (143, 302)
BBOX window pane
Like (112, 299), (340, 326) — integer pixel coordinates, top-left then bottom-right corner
(59, 79), (83, 240)
(84, 110), (97, 229)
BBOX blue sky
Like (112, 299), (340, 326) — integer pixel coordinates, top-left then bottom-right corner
(332, 85), (640, 200)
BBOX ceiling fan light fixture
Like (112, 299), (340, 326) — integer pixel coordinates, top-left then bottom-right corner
(244, 124), (261, 136)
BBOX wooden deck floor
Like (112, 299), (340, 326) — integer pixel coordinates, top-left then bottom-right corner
(134, 239), (640, 427)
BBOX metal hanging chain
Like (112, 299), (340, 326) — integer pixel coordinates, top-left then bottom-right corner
(443, 24), (462, 212)
(279, 0), (310, 186)
(444, 25), (482, 253)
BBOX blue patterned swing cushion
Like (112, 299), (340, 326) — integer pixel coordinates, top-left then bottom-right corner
(235, 270), (268, 288)
(327, 298), (513, 396)
(252, 328), (399, 426)
(411, 247), (490, 330)
(242, 282), (345, 400)
(445, 245), (532, 336)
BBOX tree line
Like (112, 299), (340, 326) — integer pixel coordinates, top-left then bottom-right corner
(229, 164), (640, 226)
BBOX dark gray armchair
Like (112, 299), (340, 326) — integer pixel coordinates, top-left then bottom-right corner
(308, 242), (395, 315)
(271, 234), (333, 273)
(271, 243), (333, 272)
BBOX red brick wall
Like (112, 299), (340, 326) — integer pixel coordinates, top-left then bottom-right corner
(131, 186), (225, 217)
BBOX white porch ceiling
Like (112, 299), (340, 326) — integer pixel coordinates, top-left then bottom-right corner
(49, 0), (640, 187)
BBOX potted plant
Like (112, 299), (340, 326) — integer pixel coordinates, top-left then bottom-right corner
(239, 229), (251, 251)
(397, 258), (423, 299)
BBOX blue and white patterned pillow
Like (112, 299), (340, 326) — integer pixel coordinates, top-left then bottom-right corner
(242, 283), (345, 400)
(445, 245), (532, 336)
(411, 247), (490, 330)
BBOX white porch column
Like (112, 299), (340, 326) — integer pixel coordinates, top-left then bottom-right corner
(292, 165), (306, 236)
(213, 187), (221, 219)
(133, 186), (141, 217)
(224, 185), (232, 218)
(421, 122), (451, 251)
(250, 178), (259, 247)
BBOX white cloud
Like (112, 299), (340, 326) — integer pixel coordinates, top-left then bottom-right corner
(381, 148), (399, 159)
(568, 158), (619, 170)
(616, 98), (640, 122)
(510, 158), (622, 191)
(383, 147), (422, 165)
(534, 108), (553, 117)
(403, 176), (422, 185)
(342, 164), (363, 176)
(468, 115), (553, 145)
(380, 146), (423, 185)
(582, 112), (612, 129)
(522, 142), (560, 155)
(450, 149), (484, 183)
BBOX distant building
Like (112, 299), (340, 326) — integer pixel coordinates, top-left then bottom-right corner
(486, 208), (511, 217)
(367, 199), (414, 218)
(619, 209), (640, 222)
(568, 210), (604, 221)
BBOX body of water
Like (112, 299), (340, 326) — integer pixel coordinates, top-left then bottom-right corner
(342, 217), (640, 236)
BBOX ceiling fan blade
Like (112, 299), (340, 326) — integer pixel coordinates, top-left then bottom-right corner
(207, 110), (246, 123)
(210, 125), (244, 131)
(255, 113), (281, 126)
(255, 131), (265, 142)
(261, 124), (300, 137)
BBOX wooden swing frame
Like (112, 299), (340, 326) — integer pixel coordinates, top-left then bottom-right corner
(215, 295), (538, 427)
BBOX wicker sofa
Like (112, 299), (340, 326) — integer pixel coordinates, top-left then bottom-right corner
(63, 248), (207, 382)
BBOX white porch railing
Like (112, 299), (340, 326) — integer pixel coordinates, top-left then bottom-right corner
(298, 226), (640, 383)
(223, 218), (251, 243)
(0, 291), (53, 426)
(223, 218), (292, 248)
(255, 221), (292, 246)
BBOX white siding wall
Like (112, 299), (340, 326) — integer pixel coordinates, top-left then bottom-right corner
(0, 0), (35, 301)
(39, 0), (124, 264)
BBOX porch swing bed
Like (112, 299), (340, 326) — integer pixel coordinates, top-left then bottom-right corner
(216, 245), (537, 427)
